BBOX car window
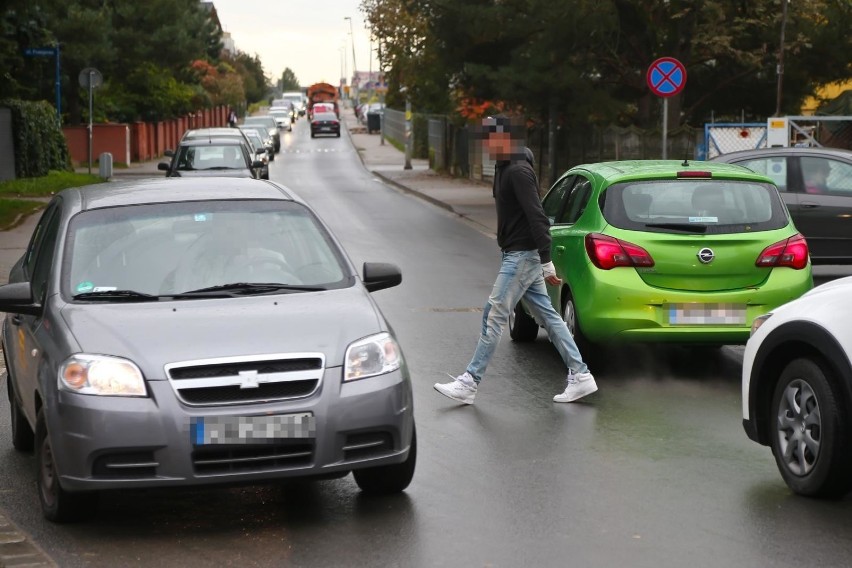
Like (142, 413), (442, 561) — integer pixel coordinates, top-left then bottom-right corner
(561, 178), (593, 224)
(30, 205), (61, 302)
(732, 157), (788, 192)
(801, 157), (852, 195)
(602, 180), (789, 234)
(542, 175), (575, 224)
(176, 145), (246, 170)
(64, 200), (351, 298)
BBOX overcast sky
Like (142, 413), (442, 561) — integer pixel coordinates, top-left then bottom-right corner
(210, 0), (379, 88)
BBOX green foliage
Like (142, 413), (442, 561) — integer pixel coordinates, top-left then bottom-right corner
(1, 99), (70, 177)
(0, 199), (47, 231)
(279, 68), (301, 92)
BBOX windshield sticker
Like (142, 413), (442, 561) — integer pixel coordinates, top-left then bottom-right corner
(688, 216), (718, 223)
(194, 213), (209, 222)
(75, 281), (95, 293)
(93, 286), (117, 292)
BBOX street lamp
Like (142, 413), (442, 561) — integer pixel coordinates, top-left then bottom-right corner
(774, 0), (789, 116)
(345, 16), (357, 98)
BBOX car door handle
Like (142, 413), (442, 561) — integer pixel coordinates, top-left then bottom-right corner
(800, 202), (820, 209)
(555, 246), (565, 255)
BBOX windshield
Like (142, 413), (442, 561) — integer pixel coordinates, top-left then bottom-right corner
(64, 200), (351, 299)
(601, 179), (790, 235)
(173, 144), (247, 171)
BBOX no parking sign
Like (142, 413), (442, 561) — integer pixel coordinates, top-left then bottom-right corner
(646, 57), (687, 159)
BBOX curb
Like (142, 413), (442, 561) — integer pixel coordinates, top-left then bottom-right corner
(370, 170), (456, 214)
(0, 511), (57, 567)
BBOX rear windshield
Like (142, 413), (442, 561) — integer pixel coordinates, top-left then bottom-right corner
(601, 179), (790, 235)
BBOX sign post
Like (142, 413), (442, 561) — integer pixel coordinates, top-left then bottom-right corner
(24, 46), (61, 124)
(79, 68), (103, 175)
(646, 57), (687, 159)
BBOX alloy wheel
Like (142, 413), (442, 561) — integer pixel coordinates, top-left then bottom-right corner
(776, 378), (822, 476)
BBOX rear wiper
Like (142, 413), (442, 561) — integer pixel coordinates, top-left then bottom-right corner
(73, 290), (160, 302)
(172, 282), (325, 297)
(644, 223), (709, 233)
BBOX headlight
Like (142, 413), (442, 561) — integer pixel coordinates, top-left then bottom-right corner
(750, 313), (772, 336)
(59, 354), (147, 396)
(344, 333), (402, 381)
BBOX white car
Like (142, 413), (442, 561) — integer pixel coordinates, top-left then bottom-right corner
(742, 275), (852, 498)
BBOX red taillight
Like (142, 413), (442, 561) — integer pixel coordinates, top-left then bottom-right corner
(755, 234), (809, 270)
(585, 233), (655, 270)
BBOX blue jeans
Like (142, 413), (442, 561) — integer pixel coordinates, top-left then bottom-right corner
(466, 250), (588, 384)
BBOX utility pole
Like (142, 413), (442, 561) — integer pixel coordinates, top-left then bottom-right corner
(774, 0), (789, 116)
(345, 17), (357, 99)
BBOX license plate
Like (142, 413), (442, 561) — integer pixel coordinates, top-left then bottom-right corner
(667, 303), (746, 325)
(191, 413), (315, 445)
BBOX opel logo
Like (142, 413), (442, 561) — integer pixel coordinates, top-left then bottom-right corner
(697, 248), (715, 264)
(238, 370), (260, 389)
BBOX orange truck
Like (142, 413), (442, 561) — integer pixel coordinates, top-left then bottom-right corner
(306, 83), (339, 118)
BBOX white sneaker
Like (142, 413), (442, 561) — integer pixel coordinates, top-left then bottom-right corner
(434, 372), (477, 405)
(553, 372), (597, 403)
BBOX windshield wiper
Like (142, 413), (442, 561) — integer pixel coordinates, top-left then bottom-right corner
(644, 223), (709, 234)
(73, 290), (160, 302)
(172, 282), (325, 297)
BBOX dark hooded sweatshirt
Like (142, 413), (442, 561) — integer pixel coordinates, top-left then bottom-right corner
(493, 151), (552, 264)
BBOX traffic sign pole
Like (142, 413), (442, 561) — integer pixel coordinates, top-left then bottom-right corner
(646, 57), (687, 160)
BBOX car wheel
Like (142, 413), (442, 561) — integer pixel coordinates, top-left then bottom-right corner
(35, 410), (98, 522)
(7, 371), (34, 452)
(509, 300), (538, 342)
(769, 358), (852, 498)
(562, 287), (595, 354)
(353, 426), (416, 495)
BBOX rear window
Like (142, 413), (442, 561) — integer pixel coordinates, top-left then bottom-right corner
(601, 180), (790, 235)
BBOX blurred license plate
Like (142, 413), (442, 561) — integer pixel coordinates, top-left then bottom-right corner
(667, 303), (746, 325)
(191, 413), (315, 445)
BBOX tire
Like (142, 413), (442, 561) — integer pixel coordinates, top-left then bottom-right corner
(353, 426), (416, 495)
(561, 287), (595, 355)
(509, 300), (538, 342)
(35, 410), (99, 522)
(769, 358), (852, 498)
(7, 375), (34, 452)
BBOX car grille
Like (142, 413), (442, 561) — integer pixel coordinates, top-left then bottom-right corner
(192, 442), (314, 475)
(165, 353), (324, 407)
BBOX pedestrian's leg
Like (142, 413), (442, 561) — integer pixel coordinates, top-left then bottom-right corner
(465, 251), (536, 383)
(521, 277), (589, 375)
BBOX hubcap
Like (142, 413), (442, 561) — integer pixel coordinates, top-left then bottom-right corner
(777, 379), (821, 476)
(562, 300), (577, 338)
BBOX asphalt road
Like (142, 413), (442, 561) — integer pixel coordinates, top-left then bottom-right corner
(0, 117), (851, 567)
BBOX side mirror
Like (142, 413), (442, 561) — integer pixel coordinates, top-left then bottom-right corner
(363, 262), (402, 293)
(252, 160), (264, 168)
(164, 149), (175, 157)
(0, 282), (42, 316)
(158, 162), (170, 171)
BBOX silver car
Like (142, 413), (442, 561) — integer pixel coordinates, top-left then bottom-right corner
(0, 178), (415, 522)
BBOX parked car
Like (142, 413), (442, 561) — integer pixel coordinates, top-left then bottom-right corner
(157, 138), (263, 179)
(240, 129), (270, 179)
(179, 127), (254, 150)
(240, 125), (276, 160)
(0, 178), (415, 522)
(741, 275), (852, 498)
(710, 146), (852, 265)
(509, 160), (813, 348)
(242, 116), (281, 152)
(310, 112), (341, 138)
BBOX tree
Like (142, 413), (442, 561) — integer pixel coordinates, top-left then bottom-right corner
(279, 68), (300, 92)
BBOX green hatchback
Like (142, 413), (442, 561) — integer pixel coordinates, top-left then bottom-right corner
(509, 160), (813, 347)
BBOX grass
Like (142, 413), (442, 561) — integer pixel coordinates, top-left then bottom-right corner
(0, 171), (106, 230)
(0, 170), (103, 197)
(0, 199), (50, 231)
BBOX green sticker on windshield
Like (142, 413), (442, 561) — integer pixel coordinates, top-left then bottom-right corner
(75, 281), (94, 293)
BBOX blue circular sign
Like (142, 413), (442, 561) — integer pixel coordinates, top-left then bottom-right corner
(646, 57), (687, 98)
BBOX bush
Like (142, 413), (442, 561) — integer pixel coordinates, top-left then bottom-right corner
(0, 99), (71, 177)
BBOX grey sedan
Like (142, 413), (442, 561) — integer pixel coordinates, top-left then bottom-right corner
(0, 178), (415, 522)
(710, 146), (852, 264)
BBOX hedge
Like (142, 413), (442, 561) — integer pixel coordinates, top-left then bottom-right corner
(0, 99), (71, 178)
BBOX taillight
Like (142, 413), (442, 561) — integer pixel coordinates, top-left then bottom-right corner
(756, 234), (809, 270)
(677, 171), (712, 178)
(585, 233), (655, 270)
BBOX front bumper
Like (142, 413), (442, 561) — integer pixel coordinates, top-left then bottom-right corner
(48, 368), (413, 491)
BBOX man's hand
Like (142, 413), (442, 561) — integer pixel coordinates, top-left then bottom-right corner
(542, 261), (562, 286)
